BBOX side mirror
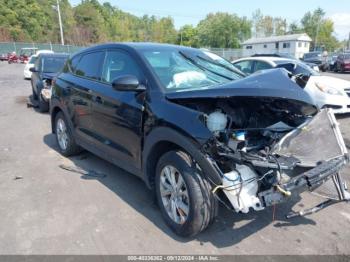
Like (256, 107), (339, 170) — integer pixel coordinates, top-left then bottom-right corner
(112, 75), (145, 92)
(29, 67), (37, 73)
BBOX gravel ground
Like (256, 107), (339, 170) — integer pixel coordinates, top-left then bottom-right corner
(0, 62), (350, 255)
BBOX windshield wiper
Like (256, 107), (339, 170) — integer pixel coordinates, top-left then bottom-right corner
(196, 55), (245, 77)
(179, 51), (234, 81)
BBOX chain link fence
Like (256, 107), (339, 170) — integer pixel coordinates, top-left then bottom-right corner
(207, 48), (243, 61)
(0, 42), (84, 55)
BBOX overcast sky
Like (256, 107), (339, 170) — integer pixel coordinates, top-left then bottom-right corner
(70, 0), (350, 40)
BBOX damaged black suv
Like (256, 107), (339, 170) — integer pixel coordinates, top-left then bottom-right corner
(50, 43), (349, 237)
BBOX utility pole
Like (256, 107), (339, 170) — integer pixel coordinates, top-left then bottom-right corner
(348, 32), (350, 51)
(56, 0), (64, 45)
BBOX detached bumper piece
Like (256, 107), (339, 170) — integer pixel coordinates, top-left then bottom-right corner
(259, 109), (349, 217)
(258, 157), (348, 207)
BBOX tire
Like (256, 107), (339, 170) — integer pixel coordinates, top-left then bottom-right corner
(54, 112), (81, 156)
(155, 150), (217, 237)
(38, 93), (49, 113)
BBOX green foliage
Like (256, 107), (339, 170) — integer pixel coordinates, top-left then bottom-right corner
(177, 24), (198, 47)
(300, 8), (338, 51)
(197, 12), (251, 48)
(0, 1), (341, 50)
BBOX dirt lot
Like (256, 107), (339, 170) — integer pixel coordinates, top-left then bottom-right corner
(0, 62), (350, 255)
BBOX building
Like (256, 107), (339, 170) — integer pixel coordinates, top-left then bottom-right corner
(242, 33), (312, 59)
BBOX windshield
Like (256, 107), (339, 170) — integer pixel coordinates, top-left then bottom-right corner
(141, 49), (243, 92)
(29, 56), (37, 64)
(275, 60), (320, 76)
(42, 57), (67, 73)
(344, 54), (350, 59)
(304, 52), (321, 59)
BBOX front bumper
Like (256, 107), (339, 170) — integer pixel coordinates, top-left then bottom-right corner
(41, 88), (52, 102)
(23, 69), (31, 79)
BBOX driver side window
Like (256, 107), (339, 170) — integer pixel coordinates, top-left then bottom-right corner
(233, 60), (253, 75)
(102, 50), (142, 84)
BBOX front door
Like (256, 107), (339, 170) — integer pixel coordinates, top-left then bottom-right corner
(90, 49), (146, 169)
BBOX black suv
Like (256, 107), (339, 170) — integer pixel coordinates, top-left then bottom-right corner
(50, 43), (349, 237)
(30, 53), (69, 112)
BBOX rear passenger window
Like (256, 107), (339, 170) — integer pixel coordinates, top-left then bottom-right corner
(255, 61), (272, 71)
(68, 55), (81, 73)
(102, 50), (142, 83)
(75, 52), (105, 80)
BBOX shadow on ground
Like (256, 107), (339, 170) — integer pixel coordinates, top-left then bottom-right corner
(43, 133), (316, 248)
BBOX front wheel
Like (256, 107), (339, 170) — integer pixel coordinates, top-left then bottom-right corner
(155, 150), (217, 237)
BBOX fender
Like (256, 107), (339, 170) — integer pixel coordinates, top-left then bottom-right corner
(142, 127), (222, 189)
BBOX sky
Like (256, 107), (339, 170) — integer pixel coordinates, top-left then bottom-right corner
(70, 0), (350, 40)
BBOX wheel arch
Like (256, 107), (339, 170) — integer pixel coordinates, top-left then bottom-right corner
(142, 127), (222, 190)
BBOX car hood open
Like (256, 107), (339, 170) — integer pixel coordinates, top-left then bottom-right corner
(166, 69), (318, 116)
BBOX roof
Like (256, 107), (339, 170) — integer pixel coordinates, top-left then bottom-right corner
(75, 42), (197, 56)
(38, 53), (69, 58)
(233, 56), (290, 64)
(243, 34), (312, 45)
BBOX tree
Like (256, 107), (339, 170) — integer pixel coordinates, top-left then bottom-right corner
(288, 22), (303, 34)
(273, 18), (287, 36)
(177, 24), (198, 47)
(197, 12), (251, 48)
(301, 8), (326, 49)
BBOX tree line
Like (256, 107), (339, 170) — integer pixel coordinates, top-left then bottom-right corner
(0, 0), (341, 51)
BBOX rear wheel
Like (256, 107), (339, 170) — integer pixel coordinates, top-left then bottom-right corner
(155, 150), (217, 237)
(54, 112), (81, 156)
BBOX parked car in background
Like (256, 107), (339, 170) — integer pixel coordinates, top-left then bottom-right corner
(24, 50), (54, 79)
(50, 43), (349, 237)
(328, 54), (339, 71)
(7, 52), (19, 64)
(250, 53), (319, 71)
(30, 53), (69, 112)
(335, 53), (350, 73)
(19, 47), (38, 64)
(302, 51), (328, 71)
(232, 56), (350, 113)
(0, 53), (8, 61)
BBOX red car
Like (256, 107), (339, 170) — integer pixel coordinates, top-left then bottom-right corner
(7, 52), (19, 64)
(335, 53), (350, 72)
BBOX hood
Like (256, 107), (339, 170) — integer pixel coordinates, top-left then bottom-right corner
(41, 72), (58, 80)
(166, 69), (315, 107)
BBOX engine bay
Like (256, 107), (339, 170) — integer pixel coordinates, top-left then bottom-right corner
(173, 96), (348, 213)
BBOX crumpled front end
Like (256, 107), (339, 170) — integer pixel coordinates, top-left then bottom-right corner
(168, 69), (349, 217)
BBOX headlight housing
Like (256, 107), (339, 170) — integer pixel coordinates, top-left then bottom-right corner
(315, 82), (343, 96)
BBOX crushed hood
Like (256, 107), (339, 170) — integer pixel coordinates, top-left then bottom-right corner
(166, 69), (315, 105)
(166, 69), (318, 116)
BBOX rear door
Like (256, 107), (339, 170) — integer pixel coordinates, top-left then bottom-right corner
(67, 51), (106, 143)
(90, 49), (146, 169)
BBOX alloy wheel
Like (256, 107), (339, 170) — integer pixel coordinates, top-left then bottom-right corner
(159, 165), (190, 224)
